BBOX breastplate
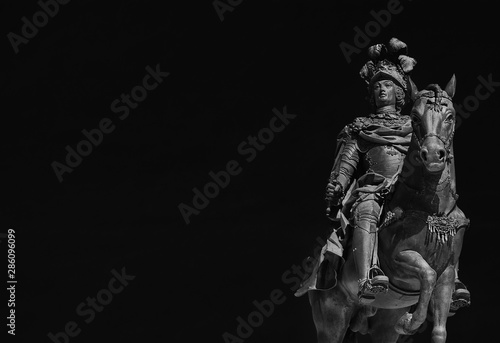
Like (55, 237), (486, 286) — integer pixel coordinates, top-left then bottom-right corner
(362, 145), (404, 178)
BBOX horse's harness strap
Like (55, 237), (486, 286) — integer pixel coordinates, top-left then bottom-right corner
(379, 209), (469, 244)
(418, 132), (454, 150)
(413, 90), (455, 154)
(414, 91), (453, 102)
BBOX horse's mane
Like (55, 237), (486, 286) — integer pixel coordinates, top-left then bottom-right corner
(416, 84), (450, 106)
(423, 84), (443, 93)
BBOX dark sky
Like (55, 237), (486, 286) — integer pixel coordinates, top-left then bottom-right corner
(2, 0), (498, 342)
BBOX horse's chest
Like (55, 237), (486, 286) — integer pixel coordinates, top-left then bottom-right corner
(380, 211), (457, 271)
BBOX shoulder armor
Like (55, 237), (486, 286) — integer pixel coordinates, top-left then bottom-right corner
(347, 117), (369, 135)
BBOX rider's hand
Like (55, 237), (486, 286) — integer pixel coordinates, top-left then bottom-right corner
(325, 182), (344, 216)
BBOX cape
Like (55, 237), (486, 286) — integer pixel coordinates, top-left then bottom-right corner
(346, 114), (412, 154)
(340, 114), (413, 213)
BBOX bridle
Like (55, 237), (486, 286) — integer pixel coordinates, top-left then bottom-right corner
(412, 88), (455, 158)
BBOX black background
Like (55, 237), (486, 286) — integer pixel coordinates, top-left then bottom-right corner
(2, 0), (499, 342)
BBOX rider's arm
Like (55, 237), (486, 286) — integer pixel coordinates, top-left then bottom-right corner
(329, 136), (359, 192)
(326, 126), (360, 206)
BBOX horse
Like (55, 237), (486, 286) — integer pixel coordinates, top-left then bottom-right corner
(308, 75), (469, 343)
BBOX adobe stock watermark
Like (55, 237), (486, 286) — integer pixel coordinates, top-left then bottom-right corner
(339, 0), (414, 64)
(401, 73), (500, 178)
(222, 236), (326, 343)
(7, 0), (71, 54)
(178, 106), (297, 225)
(213, 0), (243, 22)
(454, 73), (499, 129)
(222, 289), (287, 343)
(47, 267), (135, 343)
(51, 64), (169, 183)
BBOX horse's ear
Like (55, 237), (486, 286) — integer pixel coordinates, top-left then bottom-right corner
(444, 74), (456, 98)
(409, 76), (419, 101)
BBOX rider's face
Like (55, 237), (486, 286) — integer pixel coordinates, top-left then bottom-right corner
(373, 80), (396, 108)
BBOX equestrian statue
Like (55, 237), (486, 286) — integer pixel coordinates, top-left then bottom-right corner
(295, 38), (471, 343)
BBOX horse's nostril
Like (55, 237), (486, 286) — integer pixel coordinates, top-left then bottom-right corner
(438, 149), (446, 161)
(420, 149), (428, 162)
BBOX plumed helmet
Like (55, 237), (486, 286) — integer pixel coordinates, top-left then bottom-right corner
(359, 37), (417, 103)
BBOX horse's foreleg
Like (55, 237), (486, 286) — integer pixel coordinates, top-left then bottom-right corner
(368, 307), (409, 343)
(430, 265), (454, 343)
(342, 329), (358, 343)
(393, 250), (437, 335)
(309, 289), (355, 343)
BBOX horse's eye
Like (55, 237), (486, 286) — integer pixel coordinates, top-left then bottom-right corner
(445, 113), (455, 123)
(411, 114), (421, 123)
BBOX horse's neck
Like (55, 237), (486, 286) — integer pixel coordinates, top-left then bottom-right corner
(394, 141), (457, 215)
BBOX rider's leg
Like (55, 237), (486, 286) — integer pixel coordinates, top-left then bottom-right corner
(351, 198), (388, 302)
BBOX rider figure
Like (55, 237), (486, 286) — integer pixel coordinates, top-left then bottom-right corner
(326, 38), (470, 308)
(326, 39), (414, 303)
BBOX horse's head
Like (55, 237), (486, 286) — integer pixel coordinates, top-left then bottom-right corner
(409, 75), (457, 173)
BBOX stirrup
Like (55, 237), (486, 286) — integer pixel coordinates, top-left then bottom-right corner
(358, 279), (376, 304)
(368, 266), (389, 290)
(358, 276), (388, 304)
(450, 280), (471, 312)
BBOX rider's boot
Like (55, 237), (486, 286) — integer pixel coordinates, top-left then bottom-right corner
(357, 266), (389, 304)
(352, 202), (389, 304)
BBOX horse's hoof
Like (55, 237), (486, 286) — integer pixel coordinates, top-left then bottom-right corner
(394, 312), (418, 335)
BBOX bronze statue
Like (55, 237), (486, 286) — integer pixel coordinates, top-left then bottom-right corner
(296, 38), (471, 342)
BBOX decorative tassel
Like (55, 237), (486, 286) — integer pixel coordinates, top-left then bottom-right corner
(427, 215), (458, 244)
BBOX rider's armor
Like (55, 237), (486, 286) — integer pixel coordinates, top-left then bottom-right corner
(329, 114), (410, 198)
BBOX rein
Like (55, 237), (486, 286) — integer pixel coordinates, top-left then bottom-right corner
(412, 89), (455, 157)
(416, 132), (454, 154)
